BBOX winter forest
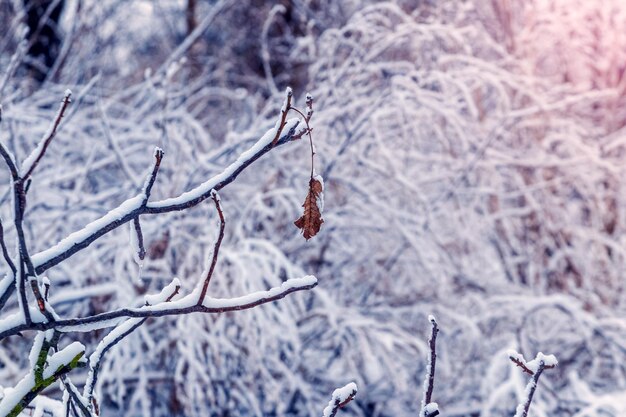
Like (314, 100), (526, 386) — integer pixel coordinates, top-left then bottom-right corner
(0, 0), (625, 416)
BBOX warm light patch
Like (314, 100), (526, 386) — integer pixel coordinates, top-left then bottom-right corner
(514, 0), (626, 90)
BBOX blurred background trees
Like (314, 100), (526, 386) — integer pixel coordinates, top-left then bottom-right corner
(1, 1), (625, 416)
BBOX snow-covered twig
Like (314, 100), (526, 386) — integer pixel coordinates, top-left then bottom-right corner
(508, 351), (558, 417)
(197, 190), (225, 305)
(322, 382), (357, 417)
(21, 90), (72, 181)
(420, 315), (440, 417)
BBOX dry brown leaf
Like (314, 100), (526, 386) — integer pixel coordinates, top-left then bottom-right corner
(295, 177), (324, 240)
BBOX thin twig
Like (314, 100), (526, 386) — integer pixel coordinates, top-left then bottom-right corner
(142, 147), (164, 200)
(14, 181), (34, 325)
(0, 217), (16, 274)
(197, 191), (225, 305)
(289, 105), (315, 178)
(509, 351), (557, 417)
(421, 315), (440, 417)
(22, 90), (72, 181)
(0, 141), (18, 180)
(13, 179), (55, 323)
(131, 218), (146, 263)
(509, 357), (534, 375)
(271, 87), (293, 146)
(60, 377), (92, 417)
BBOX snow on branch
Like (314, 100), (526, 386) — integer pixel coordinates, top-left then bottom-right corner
(420, 315), (440, 417)
(0, 336), (85, 417)
(0, 275), (317, 338)
(31, 113), (304, 275)
(508, 350), (558, 417)
(322, 382), (357, 417)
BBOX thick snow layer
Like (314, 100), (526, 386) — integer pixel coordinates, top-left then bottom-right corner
(424, 402), (439, 415)
(322, 382), (357, 417)
(525, 352), (558, 373)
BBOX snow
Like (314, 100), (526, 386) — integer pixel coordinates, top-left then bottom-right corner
(0, 275), (12, 298)
(0, 369), (35, 416)
(144, 278), (180, 305)
(508, 350), (558, 374)
(282, 87), (293, 113)
(0, 307), (44, 335)
(424, 402), (439, 415)
(43, 342), (85, 380)
(313, 173), (325, 213)
(322, 382), (357, 417)
(29, 332), (45, 370)
(525, 352), (558, 373)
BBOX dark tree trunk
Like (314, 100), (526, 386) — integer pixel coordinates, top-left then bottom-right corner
(24, 0), (65, 82)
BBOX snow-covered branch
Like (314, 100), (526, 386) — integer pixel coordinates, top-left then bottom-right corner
(508, 351), (558, 417)
(322, 382), (357, 417)
(420, 315), (440, 417)
(31, 103), (303, 275)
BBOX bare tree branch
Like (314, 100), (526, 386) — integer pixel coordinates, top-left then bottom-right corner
(22, 90), (72, 181)
(0, 140), (18, 180)
(197, 190), (225, 305)
(0, 217), (16, 274)
(271, 87), (293, 146)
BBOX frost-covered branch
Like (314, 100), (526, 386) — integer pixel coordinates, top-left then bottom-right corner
(197, 190), (225, 305)
(508, 351), (558, 417)
(0, 336), (86, 417)
(420, 315), (440, 417)
(21, 90), (72, 181)
(0, 275), (317, 339)
(322, 382), (357, 417)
